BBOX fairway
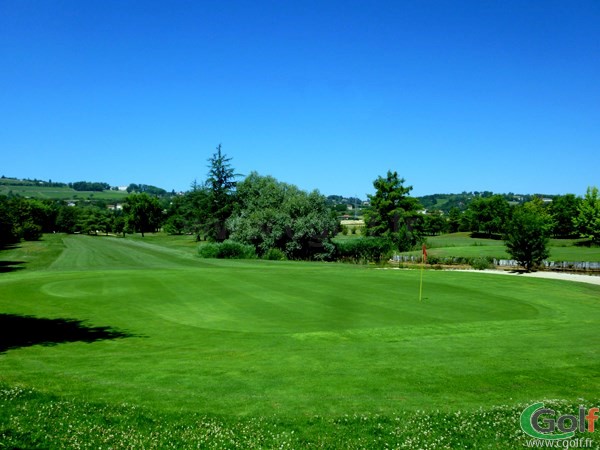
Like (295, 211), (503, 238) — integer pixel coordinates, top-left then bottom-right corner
(1, 235), (600, 447)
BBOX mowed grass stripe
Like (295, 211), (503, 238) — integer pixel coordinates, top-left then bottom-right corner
(0, 235), (599, 417)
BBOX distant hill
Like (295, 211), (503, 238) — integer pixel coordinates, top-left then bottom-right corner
(326, 191), (557, 214)
(0, 177), (153, 201)
(416, 192), (556, 213)
(2, 176), (556, 211)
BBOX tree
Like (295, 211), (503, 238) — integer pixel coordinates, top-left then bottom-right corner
(423, 210), (447, 236)
(205, 144), (238, 241)
(447, 207), (462, 233)
(363, 171), (423, 251)
(0, 196), (19, 246)
(504, 200), (552, 271)
(465, 195), (510, 237)
(227, 172), (338, 260)
(549, 194), (581, 238)
(123, 193), (163, 237)
(56, 205), (81, 233)
(573, 186), (600, 245)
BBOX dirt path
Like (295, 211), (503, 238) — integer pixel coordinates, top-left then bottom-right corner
(451, 269), (600, 286)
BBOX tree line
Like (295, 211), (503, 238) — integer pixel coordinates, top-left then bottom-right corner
(2, 146), (599, 267)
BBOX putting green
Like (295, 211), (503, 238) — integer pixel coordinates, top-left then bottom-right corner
(0, 235), (599, 417)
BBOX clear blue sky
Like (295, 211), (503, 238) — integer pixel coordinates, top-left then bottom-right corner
(1, 1), (599, 198)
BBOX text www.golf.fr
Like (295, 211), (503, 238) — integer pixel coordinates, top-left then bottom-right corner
(524, 438), (595, 448)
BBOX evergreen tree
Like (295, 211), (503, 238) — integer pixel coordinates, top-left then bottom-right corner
(504, 200), (552, 271)
(205, 144), (238, 241)
(363, 171), (423, 251)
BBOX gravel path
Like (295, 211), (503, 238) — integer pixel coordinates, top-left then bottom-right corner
(451, 269), (600, 286)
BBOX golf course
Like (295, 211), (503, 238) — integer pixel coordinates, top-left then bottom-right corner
(1, 233), (599, 448)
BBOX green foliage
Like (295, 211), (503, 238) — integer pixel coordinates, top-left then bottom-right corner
(447, 207), (461, 233)
(334, 237), (394, 263)
(126, 183), (167, 196)
(55, 205), (80, 233)
(464, 195), (510, 238)
(205, 144), (238, 242)
(574, 186), (600, 245)
(363, 171), (423, 251)
(0, 196), (20, 246)
(504, 201), (552, 271)
(263, 247), (287, 260)
(163, 215), (186, 235)
(422, 210), (447, 236)
(198, 240), (256, 259)
(228, 172), (338, 260)
(20, 222), (42, 241)
(71, 181), (110, 191)
(549, 194), (581, 238)
(123, 193), (163, 237)
(470, 257), (491, 270)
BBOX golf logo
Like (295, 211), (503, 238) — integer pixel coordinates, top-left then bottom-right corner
(520, 402), (599, 441)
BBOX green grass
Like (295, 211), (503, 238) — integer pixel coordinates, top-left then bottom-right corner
(0, 183), (129, 201)
(415, 232), (600, 262)
(1, 234), (599, 448)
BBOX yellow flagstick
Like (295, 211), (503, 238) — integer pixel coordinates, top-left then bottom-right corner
(419, 244), (427, 301)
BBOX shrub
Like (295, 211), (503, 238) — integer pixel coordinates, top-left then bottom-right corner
(198, 243), (221, 259)
(21, 222), (42, 241)
(263, 248), (287, 261)
(471, 257), (492, 270)
(218, 241), (256, 259)
(198, 241), (256, 259)
(334, 237), (394, 263)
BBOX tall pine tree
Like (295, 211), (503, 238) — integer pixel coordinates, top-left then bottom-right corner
(205, 144), (238, 241)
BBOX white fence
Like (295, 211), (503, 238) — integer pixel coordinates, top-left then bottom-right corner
(392, 255), (600, 271)
(494, 259), (600, 270)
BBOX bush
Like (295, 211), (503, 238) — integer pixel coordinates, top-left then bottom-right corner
(198, 243), (221, 259)
(334, 237), (394, 263)
(21, 222), (42, 241)
(470, 257), (492, 270)
(198, 241), (256, 259)
(263, 248), (287, 261)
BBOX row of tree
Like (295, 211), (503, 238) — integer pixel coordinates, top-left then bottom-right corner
(2, 145), (599, 267)
(446, 189), (600, 243)
(70, 181), (111, 192)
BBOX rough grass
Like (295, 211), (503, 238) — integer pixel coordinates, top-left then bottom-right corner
(2, 385), (598, 449)
(1, 233), (599, 448)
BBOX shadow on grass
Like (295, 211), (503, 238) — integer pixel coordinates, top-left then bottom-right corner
(469, 232), (503, 240)
(0, 260), (26, 273)
(0, 313), (135, 354)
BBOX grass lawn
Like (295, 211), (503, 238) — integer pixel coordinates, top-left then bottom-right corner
(409, 232), (600, 262)
(1, 234), (599, 448)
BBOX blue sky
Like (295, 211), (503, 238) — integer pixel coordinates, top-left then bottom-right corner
(1, 1), (599, 198)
